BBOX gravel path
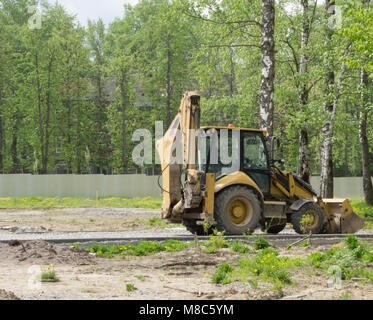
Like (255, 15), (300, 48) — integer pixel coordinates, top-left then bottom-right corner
(0, 207), (372, 245)
(0, 226), (372, 244)
(0, 227), (190, 243)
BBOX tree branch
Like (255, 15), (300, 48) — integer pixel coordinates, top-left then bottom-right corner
(203, 43), (261, 49)
(282, 39), (299, 73)
(184, 11), (262, 28)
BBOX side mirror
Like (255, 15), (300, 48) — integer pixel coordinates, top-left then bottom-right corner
(270, 158), (285, 166)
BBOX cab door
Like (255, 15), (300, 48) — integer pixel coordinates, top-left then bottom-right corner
(241, 131), (271, 195)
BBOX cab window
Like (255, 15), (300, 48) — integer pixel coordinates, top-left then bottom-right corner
(242, 133), (269, 170)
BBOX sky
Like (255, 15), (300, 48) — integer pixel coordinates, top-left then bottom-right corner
(47, 0), (139, 26)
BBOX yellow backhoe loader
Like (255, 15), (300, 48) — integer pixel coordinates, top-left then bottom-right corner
(156, 92), (365, 235)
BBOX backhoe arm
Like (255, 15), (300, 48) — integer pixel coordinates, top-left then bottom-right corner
(156, 92), (201, 220)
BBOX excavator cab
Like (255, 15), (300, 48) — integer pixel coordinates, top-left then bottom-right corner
(157, 92), (365, 235)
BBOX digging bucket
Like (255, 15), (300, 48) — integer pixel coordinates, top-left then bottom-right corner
(319, 199), (365, 234)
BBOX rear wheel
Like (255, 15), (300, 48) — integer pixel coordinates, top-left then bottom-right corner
(214, 186), (261, 235)
(291, 202), (325, 234)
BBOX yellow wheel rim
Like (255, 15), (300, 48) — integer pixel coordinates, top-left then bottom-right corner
(228, 198), (253, 226)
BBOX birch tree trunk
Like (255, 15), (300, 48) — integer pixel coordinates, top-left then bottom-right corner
(359, 69), (373, 205)
(120, 68), (128, 174)
(0, 87), (3, 172)
(166, 34), (172, 128)
(319, 0), (335, 197)
(298, 0), (311, 183)
(358, 0), (373, 205)
(259, 0), (275, 146)
(76, 99), (81, 174)
(43, 56), (54, 173)
(320, 42), (350, 198)
(35, 53), (44, 174)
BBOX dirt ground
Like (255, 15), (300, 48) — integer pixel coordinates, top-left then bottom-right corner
(0, 208), (172, 232)
(0, 240), (372, 300)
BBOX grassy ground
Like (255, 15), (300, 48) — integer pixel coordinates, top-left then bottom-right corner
(0, 196), (370, 212)
(350, 199), (373, 218)
(76, 234), (373, 292)
(0, 196), (162, 209)
(0, 196), (371, 229)
(350, 199), (373, 229)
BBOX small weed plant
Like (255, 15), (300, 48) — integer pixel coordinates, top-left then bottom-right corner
(212, 264), (234, 284)
(38, 265), (60, 282)
(126, 284), (135, 292)
(204, 229), (229, 252)
(252, 237), (270, 250)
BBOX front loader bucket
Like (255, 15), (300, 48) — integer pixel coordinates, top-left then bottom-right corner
(320, 199), (365, 234)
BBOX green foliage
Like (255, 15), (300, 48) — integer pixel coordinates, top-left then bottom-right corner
(212, 264), (234, 284)
(252, 237), (270, 250)
(230, 240), (250, 254)
(307, 237), (373, 282)
(148, 217), (166, 226)
(298, 241), (310, 248)
(0, 196), (162, 208)
(0, 0), (371, 180)
(205, 229), (229, 250)
(88, 239), (192, 258)
(234, 248), (301, 288)
(126, 283), (136, 292)
(345, 235), (359, 250)
(39, 270), (59, 282)
(247, 279), (258, 289)
(38, 265), (60, 282)
(204, 246), (217, 254)
(350, 199), (373, 218)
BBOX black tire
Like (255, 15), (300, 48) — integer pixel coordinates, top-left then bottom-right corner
(214, 186), (261, 235)
(291, 202), (325, 234)
(261, 219), (287, 234)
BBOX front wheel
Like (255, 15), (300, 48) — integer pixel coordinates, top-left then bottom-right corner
(291, 202), (325, 234)
(214, 186), (261, 235)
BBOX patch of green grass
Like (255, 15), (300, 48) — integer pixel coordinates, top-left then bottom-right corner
(37, 265), (60, 282)
(307, 235), (373, 282)
(252, 237), (270, 250)
(212, 264), (234, 284)
(350, 199), (373, 218)
(147, 217), (167, 228)
(298, 241), (310, 248)
(87, 240), (192, 258)
(248, 279), (258, 289)
(0, 196), (162, 209)
(233, 248), (304, 289)
(204, 246), (217, 254)
(230, 240), (251, 254)
(136, 275), (145, 281)
(339, 292), (353, 300)
(126, 283), (135, 292)
(204, 229), (229, 251)
(39, 271), (60, 282)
